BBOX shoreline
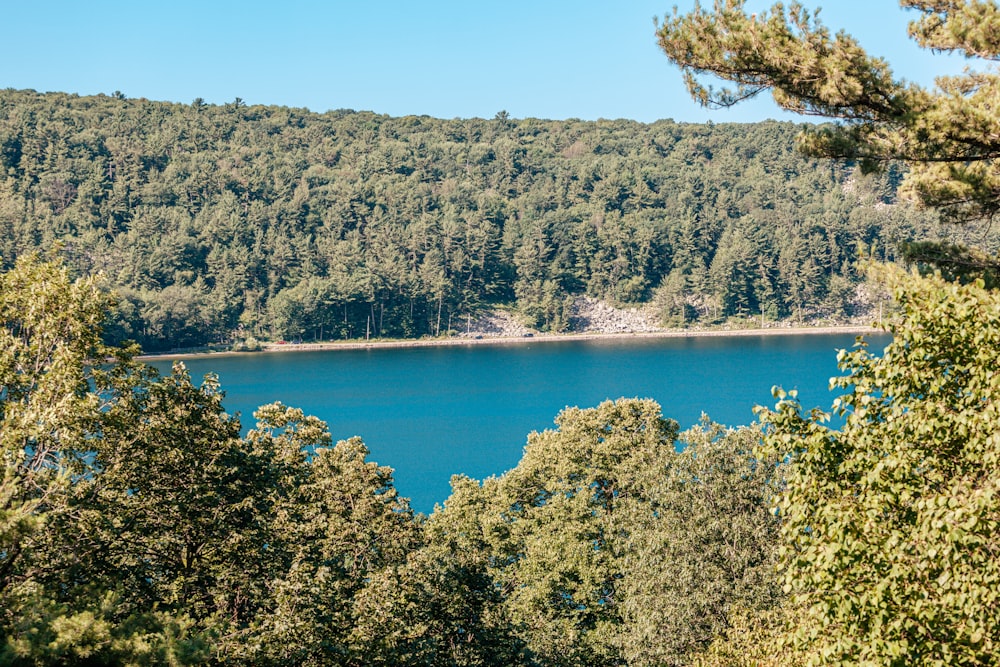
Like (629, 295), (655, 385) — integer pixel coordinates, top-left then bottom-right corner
(140, 323), (885, 361)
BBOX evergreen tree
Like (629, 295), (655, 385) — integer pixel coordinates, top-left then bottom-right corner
(657, 0), (1000, 224)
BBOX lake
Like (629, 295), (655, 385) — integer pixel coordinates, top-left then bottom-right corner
(149, 332), (889, 512)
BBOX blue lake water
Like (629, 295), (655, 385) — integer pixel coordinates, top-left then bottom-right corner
(149, 332), (889, 512)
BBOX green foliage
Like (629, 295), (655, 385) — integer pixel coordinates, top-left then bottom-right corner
(657, 0), (1000, 223)
(0, 255), (105, 610)
(0, 257), (797, 664)
(78, 362), (265, 630)
(689, 606), (806, 667)
(483, 399), (679, 666)
(1, 588), (210, 666)
(615, 420), (785, 666)
(0, 89), (952, 350)
(660, 4), (1000, 663)
(352, 475), (526, 667)
(760, 270), (1000, 665)
(251, 424), (422, 665)
(417, 401), (785, 667)
(899, 239), (1000, 289)
(0, 258), (427, 665)
(230, 335), (261, 352)
(0, 255), (214, 664)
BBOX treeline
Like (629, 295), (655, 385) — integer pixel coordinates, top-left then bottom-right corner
(0, 89), (940, 351)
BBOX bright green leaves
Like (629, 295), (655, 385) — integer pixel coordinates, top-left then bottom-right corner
(659, 19), (1000, 657)
(83, 362), (261, 627)
(0, 256), (114, 647)
(904, 0), (1000, 58)
(0, 256), (224, 663)
(0, 255), (112, 475)
(352, 473), (525, 667)
(761, 269), (1000, 665)
(252, 432), (422, 666)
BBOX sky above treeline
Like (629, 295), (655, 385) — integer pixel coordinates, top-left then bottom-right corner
(8, 1), (967, 123)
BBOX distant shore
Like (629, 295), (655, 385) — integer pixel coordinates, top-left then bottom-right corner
(141, 323), (884, 361)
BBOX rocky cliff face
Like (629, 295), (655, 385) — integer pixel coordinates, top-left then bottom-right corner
(567, 296), (660, 334)
(461, 297), (659, 338)
(460, 288), (881, 339)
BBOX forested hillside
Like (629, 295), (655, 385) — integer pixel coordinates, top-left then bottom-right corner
(0, 89), (942, 351)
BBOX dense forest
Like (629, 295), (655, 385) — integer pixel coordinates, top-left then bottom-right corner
(0, 88), (956, 351)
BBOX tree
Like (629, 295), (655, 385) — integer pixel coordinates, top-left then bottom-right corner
(481, 399), (679, 667)
(0, 255), (118, 602)
(656, 1), (1000, 224)
(0, 257), (433, 665)
(5, 88), (955, 346)
(760, 270), (1000, 665)
(246, 404), (423, 666)
(615, 420), (785, 667)
(352, 475), (526, 667)
(658, 3), (1000, 664)
(0, 256), (107, 662)
(414, 400), (784, 667)
(78, 362), (267, 634)
(0, 256), (213, 664)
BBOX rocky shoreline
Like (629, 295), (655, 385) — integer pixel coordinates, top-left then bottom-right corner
(141, 295), (885, 360)
(144, 323), (881, 363)
(453, 296), (878, 339)
(254, 323), (877, 357)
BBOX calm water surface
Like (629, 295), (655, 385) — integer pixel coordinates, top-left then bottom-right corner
(150, 333), (888, 512)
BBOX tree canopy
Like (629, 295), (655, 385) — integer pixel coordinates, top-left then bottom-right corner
(0, 256), (785, 666)
(0, 89), (961, 350)
(760, 270), (1000, 665)
(7, 2), (1000, 663)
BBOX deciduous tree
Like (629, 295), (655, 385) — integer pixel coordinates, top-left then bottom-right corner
(761, 271), (1000, 665)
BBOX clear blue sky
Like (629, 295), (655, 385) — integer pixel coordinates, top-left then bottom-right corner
(5, 1), (966, 123)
